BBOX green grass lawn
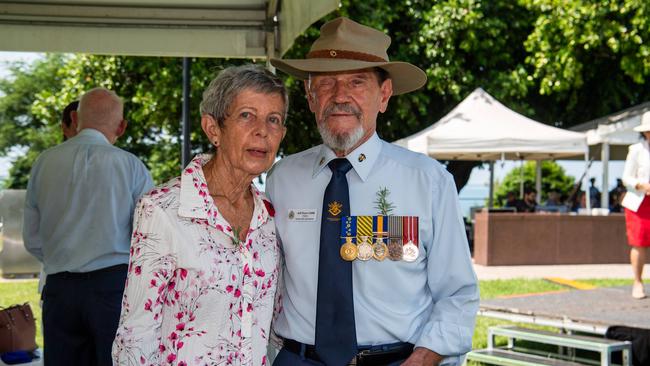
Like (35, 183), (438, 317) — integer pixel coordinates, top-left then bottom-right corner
(0, 280), (42, 348)
(0, 278), (634, 352)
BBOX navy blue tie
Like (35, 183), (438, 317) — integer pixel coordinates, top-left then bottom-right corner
(315, 158), (357, 365)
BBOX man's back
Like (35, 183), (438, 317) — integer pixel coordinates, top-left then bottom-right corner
(24, 128), (152, 274)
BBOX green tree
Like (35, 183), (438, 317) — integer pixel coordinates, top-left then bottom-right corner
(2, 0), (650, 190)
(0, 55), (68, 188)
(493, 161), (576, 207)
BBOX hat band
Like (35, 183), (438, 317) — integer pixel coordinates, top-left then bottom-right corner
(306, 49), (387, 63)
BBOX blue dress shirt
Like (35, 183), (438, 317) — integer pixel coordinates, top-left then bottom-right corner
(23, 128), (153, 274)
(267, 133), (479, 364)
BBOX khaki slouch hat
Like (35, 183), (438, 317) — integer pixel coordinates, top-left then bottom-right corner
(271, 17), (427, 95)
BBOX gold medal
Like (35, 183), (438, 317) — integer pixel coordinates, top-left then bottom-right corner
(340, 236), (358, 261)
(357, 236), (373, 261)
(372, 237), (388, 261)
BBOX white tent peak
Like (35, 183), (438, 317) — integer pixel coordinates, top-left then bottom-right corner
(394, 87), (587, 161)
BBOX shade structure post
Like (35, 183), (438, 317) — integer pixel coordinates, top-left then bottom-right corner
(601, 141), (610, 209)
(519, 159), (524, 199)
(535, 160), (542, 204)
(182, 57), (191, 168)
(584, 150), (591, 211)
(488, 161), (494, 208)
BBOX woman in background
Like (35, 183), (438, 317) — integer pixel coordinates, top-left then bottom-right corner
(621, 111), (650, 299)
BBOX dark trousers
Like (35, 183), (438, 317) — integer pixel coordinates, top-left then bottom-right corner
(272, 348), (406, 366)
(42, 265), (127, 366)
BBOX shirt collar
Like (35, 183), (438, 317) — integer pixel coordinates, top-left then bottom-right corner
(76, 128), (110, 144)
(178, 154), (272, 231)
(312, 132), (382, 182)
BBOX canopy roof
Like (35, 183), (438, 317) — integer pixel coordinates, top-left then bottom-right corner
(395, 88), (587, 160)
(571, 101), (650, 160)
(0, 0), (338, 58)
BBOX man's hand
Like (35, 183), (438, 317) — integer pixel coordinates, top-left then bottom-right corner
(400, 347), (444, 366)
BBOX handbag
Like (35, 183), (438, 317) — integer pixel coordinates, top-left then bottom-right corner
(0, 303), (37, 353)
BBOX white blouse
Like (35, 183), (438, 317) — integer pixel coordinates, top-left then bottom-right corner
(623, 140), (650, 190)
(112, 154), (280, 366)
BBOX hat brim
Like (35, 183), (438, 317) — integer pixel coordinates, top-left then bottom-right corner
(270, 58), (427, 95)
(633, 125), (650, 132)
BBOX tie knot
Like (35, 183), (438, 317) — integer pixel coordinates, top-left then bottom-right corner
(328, 158), (352, 175)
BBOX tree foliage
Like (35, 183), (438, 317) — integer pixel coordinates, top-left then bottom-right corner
(1, 0), (650, 189)
(493, 161), (577, 207)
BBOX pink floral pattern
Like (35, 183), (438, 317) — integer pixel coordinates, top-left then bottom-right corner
(112, 154), (280, 366)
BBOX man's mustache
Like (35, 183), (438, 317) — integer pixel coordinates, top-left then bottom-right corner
(323, 103), (362, 120)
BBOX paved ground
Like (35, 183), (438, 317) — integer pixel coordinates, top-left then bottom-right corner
(473, 263), (649, 280)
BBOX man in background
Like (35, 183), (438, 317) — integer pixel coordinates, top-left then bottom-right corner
(23, 87), (153, 366)
(61, 100), (79, 140)
(38, 100), (81, 297)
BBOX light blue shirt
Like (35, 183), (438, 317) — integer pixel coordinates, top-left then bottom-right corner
(23, 128), (154, 274)
(267, 133), (479, 362)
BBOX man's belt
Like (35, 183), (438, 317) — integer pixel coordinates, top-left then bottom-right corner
(282, 338), (414, 365)
(48, 264), (128, 279)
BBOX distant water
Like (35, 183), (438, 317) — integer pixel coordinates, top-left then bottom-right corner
(458, 184), (489, 218)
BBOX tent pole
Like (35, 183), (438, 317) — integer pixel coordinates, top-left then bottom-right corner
(488, 161), (494, 208)
(584, 151), (591, 212)
(182, 57), (191, 168)
(519, 159), (524, 199)
(601, 142), (609, 209)
(535, 160), (542, 204)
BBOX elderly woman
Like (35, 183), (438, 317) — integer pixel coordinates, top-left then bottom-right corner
(112, 65), (287, 365)
(622, 111), (650, 299)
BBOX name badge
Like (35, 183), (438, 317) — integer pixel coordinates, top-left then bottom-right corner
(287, 209), (317, 222)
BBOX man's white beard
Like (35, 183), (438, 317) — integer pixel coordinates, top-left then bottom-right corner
(318, 122), (365, 153)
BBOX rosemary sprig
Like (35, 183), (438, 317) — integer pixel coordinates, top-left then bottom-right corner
(374, 187), (395, 216)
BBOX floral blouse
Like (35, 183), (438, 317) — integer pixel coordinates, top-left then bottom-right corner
(112, 154), (280, 366)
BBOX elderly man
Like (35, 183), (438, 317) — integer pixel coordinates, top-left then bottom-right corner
(23, 87), (153, 366)
(266, 17), (479, 366)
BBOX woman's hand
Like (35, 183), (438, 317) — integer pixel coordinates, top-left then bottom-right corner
(636, 182), (650, 195)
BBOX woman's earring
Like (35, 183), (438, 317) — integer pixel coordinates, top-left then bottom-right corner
(213, 140), (220, 148)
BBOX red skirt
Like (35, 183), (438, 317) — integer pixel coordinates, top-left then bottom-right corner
(625, 196), (650, 247)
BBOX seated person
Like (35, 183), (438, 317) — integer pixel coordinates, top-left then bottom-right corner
(504, 191), (518, 209)
(515, 188), (537, 213)
(544, 189), (562, 206)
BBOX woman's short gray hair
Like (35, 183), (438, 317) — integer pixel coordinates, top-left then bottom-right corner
(200, 65), (288, 127)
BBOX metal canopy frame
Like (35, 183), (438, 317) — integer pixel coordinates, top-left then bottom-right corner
(0, 0), (338, 166)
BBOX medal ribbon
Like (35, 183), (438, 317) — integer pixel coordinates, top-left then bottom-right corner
(388, 215), (402, 239)
(402, 216), (419, 247)
(357, 216), (372, 242)
(373, 215), (386, 238)
(341, 216), (357, 243)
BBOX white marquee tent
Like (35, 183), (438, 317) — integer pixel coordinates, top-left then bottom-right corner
(570, 101), (650, 206)
(395, 88), (588, 206)
(395, 88), (587, 160)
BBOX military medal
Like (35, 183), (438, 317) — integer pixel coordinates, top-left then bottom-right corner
(387, 215), (403, 261)
(372, 215), (388, 261)
(340, 216), (358, 261)
(357, 236), (373, 261)
(402, 216), (420, 262)
(356, 216), (373, 261)
(340, 236), (358, 261)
